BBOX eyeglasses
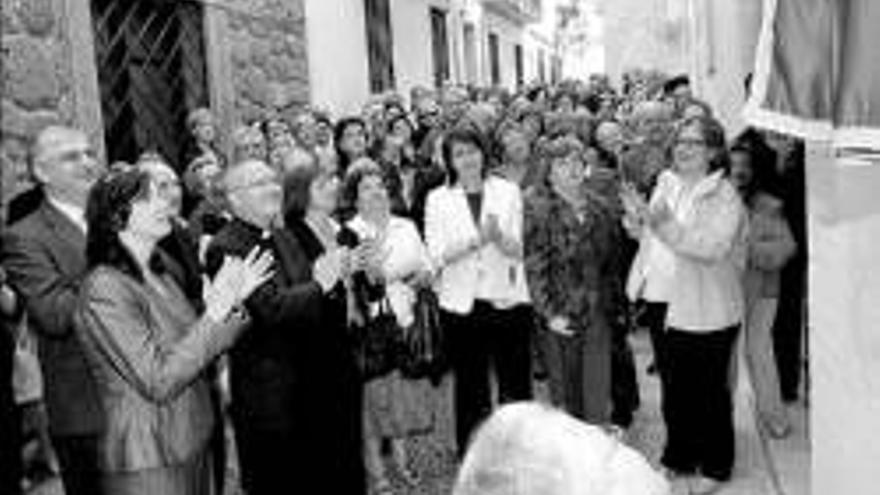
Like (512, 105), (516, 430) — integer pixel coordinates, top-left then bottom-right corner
(675, 137), (707, 147)
(225, 175), (279, 193)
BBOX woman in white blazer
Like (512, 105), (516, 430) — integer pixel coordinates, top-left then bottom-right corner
(622, 115), (746, 495)
(424, 127), (533, 455)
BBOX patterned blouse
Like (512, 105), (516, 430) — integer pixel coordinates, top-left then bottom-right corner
(524, 184), (622, 335)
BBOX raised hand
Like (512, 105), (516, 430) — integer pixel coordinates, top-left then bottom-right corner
(314, 248), (344, 292)
(236, 246), (275, 301)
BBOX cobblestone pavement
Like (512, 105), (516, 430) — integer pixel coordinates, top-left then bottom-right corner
(28, 331), (809, 495)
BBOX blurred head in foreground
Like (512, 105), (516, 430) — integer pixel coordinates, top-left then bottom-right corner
(453, 402), (669, 495)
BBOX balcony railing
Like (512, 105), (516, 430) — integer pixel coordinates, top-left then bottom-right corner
(483, 0), (542, 23)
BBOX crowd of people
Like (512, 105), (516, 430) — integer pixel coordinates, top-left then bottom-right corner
(0, 70), (807, 495)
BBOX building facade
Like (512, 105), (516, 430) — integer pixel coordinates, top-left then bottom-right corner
(306, 0), (553, 116)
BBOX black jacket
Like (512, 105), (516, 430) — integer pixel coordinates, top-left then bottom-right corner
(205, 218), (322, 432)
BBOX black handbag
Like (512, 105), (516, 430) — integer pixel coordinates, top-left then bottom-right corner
(352, 297), (401, 382)
(398, 287), (449, 384)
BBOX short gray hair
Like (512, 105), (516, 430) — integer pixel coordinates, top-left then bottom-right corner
(453, 402), (669, 495)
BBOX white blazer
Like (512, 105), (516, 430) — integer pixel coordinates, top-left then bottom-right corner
(424, 176), (531, 315)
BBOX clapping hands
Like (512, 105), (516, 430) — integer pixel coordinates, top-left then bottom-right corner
(204, 247), (275, 321)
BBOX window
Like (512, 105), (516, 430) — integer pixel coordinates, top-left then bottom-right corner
(91, 0), (208, 168)
(488, 32), (500, 86)
(430, 7), (450, 88)
(364, 0), (395, 92)
(538, 48), (546, 83)
(463, 23), (477, 85)
(514, 44), (524, 88)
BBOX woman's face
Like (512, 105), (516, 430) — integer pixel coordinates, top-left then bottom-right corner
(556, 95), (575, 113)
(125, 180), (173, 241)
(340, 123), (367, 159)
(309, 172), (339, 214)
(389, 118), (413, 147)
(267, 119), (290, 148)
(356, 174), (389, 216)
(295, 114), (318, 148)
(502, 130), (530, 164)
(549, 152), (585, 191)
(595, 121), (624, 154)
(143, 161), (183, 217)
(315, 120), (332, 146)
(196, 156), (222, 190)
(729, 150), (754, 190)
(450, 141), (484, 183)
(584, 147), (603, 171)
(672, 122), (711, 177)
(193, 120), (216, 144)
(521, 115), (542, 140)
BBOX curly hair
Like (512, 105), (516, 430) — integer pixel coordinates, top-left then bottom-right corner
(85, 169), (153, 282)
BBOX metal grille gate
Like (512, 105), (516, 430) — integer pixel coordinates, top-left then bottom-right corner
(91, 0), (209, 169)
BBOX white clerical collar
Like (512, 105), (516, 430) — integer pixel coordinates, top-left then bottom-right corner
(47, 196), (87, 234)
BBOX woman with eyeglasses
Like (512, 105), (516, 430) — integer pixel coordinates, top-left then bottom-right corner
(523, 136), (621, 426)
(622, 115), (747, 494)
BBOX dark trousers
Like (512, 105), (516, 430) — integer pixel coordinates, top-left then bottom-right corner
(234, 427), (295, 495)
(662, 326), (739, 481)
(643, 302), (669, 377)
(773, 258), (806, 401)
(611, 319), (640, 427)
(444, 302), (533, 455)
(1, 330), (22, 495)
(52, 434), (101, 495)
(543, 323), (611, 423)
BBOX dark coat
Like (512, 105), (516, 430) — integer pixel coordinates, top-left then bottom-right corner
(205, 218), (323, 433)
(1, 200), (104, 435)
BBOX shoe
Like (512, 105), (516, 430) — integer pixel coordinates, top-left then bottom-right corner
(767, 421), (792, 439)
(689, 476), (724, 494)
(372, 475), (394, 495)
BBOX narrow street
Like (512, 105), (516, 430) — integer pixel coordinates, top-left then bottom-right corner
(623, 331), (810, 495)
(28, 328), (808, 495)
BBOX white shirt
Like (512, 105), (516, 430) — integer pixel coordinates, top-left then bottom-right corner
(47, 196), (87, 234)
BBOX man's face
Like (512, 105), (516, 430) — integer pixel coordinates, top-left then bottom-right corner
(34, 128), (104, 206)
(226, 161), (283, 227)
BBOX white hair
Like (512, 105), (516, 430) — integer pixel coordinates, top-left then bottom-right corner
(453, 402), (669, 495)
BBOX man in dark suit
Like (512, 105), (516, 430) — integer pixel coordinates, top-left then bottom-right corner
(205, 159), (345, 495)
(1, 265), (23, 495)
(1, 126), (105, 495)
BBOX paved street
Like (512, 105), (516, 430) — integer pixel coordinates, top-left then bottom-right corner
(28, 330), (808, 495)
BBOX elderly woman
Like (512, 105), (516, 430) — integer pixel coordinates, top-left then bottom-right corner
(622, 115), (747, 494)
(524, 136), (620, 425)
(74, 169), (273, 494)
(231, 124), (267, 164)
(183, 108), (224, 169)
(343, 163), (436, 492)
(424, 127), (533, 455)
(453, 402), (669, 495)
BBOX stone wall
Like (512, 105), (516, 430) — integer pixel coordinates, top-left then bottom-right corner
(1, 0), (76, 219)
(204, 0), (310, 153)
